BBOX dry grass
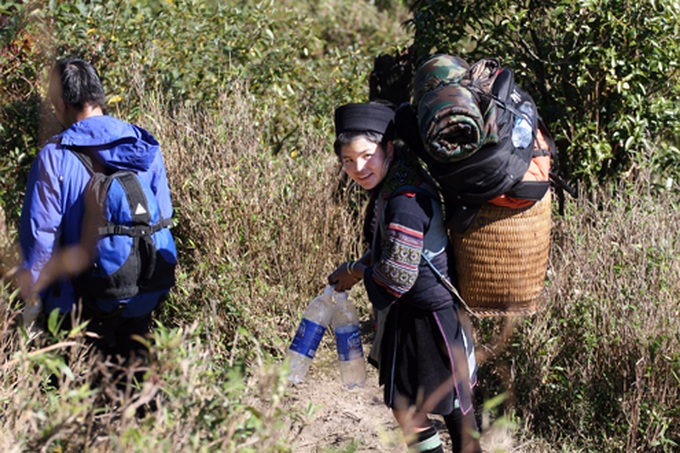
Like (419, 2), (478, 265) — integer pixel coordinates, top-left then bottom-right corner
(1, 85), (678, 451)
(0, 84), (361, 451)
(477, 172), (680, 451)
(138, 86), (367, 353)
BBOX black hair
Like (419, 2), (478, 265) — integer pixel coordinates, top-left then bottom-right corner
(52, 58), (106, 110)
(333, 130), (388, 157)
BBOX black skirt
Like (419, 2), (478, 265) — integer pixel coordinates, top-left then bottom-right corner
(378, 300), (477, 416)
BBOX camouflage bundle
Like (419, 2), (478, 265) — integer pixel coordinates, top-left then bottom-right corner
(412, 55), (501, 163)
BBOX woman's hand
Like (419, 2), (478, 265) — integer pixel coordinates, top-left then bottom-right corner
(328, 261), (363, 292)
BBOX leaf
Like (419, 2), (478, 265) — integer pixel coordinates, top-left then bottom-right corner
(47, 308), (62, 336)
(482, 392), (508, 412)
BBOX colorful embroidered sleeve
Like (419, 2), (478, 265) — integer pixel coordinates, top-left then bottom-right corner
(364, 192), (430, 309)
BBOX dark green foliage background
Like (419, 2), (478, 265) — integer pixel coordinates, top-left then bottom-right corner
(0, 0), (409, 221)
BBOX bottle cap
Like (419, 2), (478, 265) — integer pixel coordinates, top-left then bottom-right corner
(323, 285), (335, 298)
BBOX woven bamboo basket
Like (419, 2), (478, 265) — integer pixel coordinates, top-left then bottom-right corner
(451, 191), (552, 316)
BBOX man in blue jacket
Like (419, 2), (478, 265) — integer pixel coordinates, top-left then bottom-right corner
(18, 57), (176, 362)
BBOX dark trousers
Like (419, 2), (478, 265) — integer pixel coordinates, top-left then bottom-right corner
(45, 305), (153, 399)
(83, 307), (152, 363)
(444, 408), (482, 453)
(58, 302), (153, 363)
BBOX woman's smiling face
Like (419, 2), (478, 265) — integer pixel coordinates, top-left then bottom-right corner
(339, 137), (393, 190)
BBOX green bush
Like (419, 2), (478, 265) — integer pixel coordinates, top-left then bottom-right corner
(407, 0), (680, 184)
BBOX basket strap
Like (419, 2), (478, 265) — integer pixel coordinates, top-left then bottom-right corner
(420, 253), (480, 319)
(385, 184), (479, 317)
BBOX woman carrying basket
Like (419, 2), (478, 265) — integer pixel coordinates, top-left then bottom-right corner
(328, 101), (481, 453)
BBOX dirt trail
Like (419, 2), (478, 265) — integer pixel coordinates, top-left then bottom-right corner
(286, 352), (407, 452)
(282, 340), (517, 452)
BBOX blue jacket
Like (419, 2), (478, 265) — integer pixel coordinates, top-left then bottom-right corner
(19, 115), (174, 317)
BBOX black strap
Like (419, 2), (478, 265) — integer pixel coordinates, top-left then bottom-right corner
(71, 149), (95, 174)
(115, 172), (151, 225)
(420, 252), (478, 318)
(69, 148), (115, 175)
(140, 235), (157, 282)
(505, 180), (550, 201)
(536, 118), (577, 215)
(98, 218), (173, 237)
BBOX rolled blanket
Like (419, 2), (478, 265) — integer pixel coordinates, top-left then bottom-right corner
(412, 54), (470, 106)
(417, 83), (499, 162)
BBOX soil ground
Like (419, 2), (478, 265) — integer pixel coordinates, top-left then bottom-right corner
(283, 337), (518, 453)
(286, 355), (408, 452)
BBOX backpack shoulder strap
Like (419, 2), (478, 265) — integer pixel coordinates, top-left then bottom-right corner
(115, 171), (151, 224)
(380, 184), (449, 260)
(97, 171), (173, 236)
(420, 251), (476, 317)
(70, 148), (96, 175)
(538, 118), (577, 198)
(68, 147), (113, 175)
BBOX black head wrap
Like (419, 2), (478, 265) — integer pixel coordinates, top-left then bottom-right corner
(334, 103), (395, 138)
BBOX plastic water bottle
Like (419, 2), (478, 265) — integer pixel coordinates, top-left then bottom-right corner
(331, 291), (366, 389)
(287, 286), (336, 383)
(511, 101), (534, 148)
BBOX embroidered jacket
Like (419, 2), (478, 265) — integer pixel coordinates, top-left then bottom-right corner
(362, 150), (455, 310)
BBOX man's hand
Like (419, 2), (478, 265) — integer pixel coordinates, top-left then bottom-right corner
(9, 267), (35, 300)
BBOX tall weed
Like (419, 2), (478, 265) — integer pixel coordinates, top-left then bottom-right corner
(140, 85), (365, 356)
(0, 314), (295, 451)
